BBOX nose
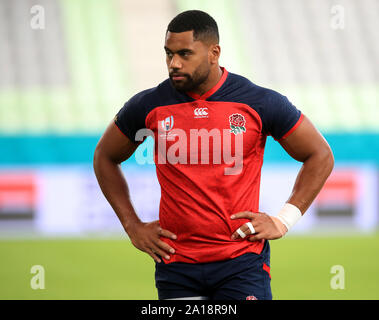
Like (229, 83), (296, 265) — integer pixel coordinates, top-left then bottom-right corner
(169, 54), (182, 70)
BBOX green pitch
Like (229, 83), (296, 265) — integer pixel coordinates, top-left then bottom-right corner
(1, 234), (378, 300)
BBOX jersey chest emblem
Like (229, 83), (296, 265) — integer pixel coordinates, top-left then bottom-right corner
(160, 115), (174, 131)
(229, 113), (246, 135)
(194, 107), (208, 119)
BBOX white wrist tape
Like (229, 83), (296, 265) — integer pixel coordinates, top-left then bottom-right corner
(276, 203), (302, 232)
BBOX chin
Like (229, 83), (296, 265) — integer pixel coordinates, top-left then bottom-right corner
(170, 79), (191, 92)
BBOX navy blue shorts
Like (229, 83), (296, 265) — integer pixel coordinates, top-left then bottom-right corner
(155, 240), (272, 300)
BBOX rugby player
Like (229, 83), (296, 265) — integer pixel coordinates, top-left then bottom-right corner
(93, 10), (334, 300)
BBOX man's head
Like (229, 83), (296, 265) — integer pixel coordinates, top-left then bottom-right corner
(165, 10), (221, 93)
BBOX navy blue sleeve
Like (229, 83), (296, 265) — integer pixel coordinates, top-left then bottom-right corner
(260, 90), (302, 140)
(114, 91), (149, 143)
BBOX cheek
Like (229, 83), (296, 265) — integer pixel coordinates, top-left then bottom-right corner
(200, 56), (211, 72)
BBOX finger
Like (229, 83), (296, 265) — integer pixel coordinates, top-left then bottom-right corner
(147, 248), (161, 263)
(156, 239), (176, 254)
(151, 243), (171, 260)
(231, 221), (258, 239)
(248, 233), (263, 242)
(231, 227), (245, 240)
(246, 222), (256, 234)
(230, 211), (256, 220)
(158, 228), (177, 240)
(231, 223), (253, 240)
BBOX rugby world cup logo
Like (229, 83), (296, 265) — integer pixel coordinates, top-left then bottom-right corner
(229, 113), (246, 135)
(161, 116), (174, 132)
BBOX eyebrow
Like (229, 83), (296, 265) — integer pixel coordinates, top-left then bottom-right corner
(164, 46), (194, 54)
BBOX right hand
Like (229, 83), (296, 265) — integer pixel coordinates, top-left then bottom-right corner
(126, 220), (177, 263)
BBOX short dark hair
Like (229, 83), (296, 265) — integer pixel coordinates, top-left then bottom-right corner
(167, 10), (219, 44)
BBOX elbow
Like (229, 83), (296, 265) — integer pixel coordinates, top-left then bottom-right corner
(318, 144), (335, 177)
(303, 142), (334, 178)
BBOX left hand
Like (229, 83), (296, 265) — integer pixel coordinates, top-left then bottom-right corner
(230, 211), (287, 241)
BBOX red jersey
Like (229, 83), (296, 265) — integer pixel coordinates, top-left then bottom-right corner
(115, 68), (303, 263)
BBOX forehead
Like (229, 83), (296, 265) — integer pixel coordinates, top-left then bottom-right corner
(165, 31), (205, 51)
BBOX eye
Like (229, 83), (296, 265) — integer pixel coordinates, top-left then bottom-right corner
(180, 51), (191, 57)
(165, 51), (173, 58)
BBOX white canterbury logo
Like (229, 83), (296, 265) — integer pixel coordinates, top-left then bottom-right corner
(194, 107), (208, 118)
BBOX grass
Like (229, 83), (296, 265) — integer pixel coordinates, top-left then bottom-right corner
(270, 234), (379, 299)
(0, 234), (378, 300)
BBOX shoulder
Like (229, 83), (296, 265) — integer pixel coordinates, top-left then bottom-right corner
(122, 79), (189, 114)
(115, 79), (187, 142)
(230, 72), (287, 100)
(222, 71), (302, 140)
(125, 79), (173, 110)
(259, 87), (292, 107)
(215, 71), (271, 103)
(226, 72), (295, 108)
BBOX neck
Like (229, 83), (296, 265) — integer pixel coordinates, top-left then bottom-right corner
(192, 66), (223, 96)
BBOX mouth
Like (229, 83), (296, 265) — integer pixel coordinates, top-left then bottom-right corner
(170, 73), (187, 81)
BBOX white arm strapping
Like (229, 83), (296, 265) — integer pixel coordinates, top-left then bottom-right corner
(276, 203), (302, 232)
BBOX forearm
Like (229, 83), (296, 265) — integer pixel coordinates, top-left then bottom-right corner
(287, 150), (334, 214)
(93, 154), (141, 232)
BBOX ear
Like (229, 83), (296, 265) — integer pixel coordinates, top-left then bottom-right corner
(208, 44), (221, 64)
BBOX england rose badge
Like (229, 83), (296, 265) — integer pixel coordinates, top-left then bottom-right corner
(229, 113), (246, 135)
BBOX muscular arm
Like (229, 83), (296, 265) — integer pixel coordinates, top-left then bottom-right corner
(93, 122), (176, 262)
(231, 115), (334, 240)
(279, 115), (334, 213)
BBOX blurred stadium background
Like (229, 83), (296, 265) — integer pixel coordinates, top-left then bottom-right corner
(0, 0), (378, 299)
